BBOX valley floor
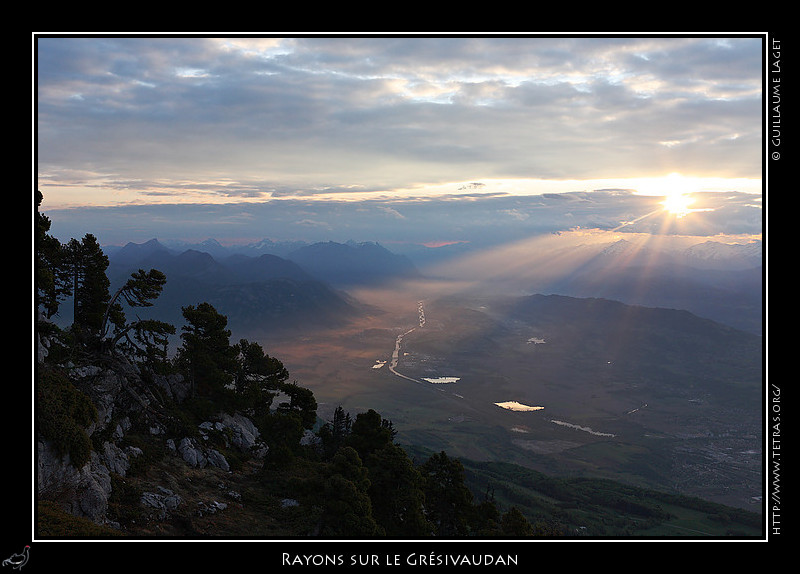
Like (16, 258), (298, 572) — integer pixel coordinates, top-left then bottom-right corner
(254, 290), (764, 516)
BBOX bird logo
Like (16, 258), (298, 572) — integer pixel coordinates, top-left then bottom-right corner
(2, 546), (29, 570)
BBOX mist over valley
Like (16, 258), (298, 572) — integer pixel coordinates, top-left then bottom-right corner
(94, 231), (763, 513)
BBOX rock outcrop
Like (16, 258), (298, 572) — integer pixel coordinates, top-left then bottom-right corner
(36, 333), (265, 530)
(37, 440), (114, 523)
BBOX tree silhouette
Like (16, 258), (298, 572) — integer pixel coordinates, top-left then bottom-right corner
(419, 451), (474, 537)
(319, 447), (381, 537)
(35, 190), (70, 319)
(276, 381), (317, 430)
(500, 506), (534, 537)
(233, 339), (289, 417)
(176, 302), (237, 401)
(347, 409), (394, 460)
(100, 269), (174, 364)
(318, 405), (352, 459)
(365, 443), (433, 537)
(65, 234), (112, 340)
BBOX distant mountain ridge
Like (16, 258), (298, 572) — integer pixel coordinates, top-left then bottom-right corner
(106, 235), (761, 275)
(107, 238), (421, 287)
(146, 237), (309, 259)
(111, 243), (314, 286)
(426, 236), (762, 335)
(286, 241), (420, 287)
(103, 236), (763, 335)
(105, 239), (366, 339)
(595, 238), (762, 271)
(547, 239), (763, 335)
(681, 240), (762, 269)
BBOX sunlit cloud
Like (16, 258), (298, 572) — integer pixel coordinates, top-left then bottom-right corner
(36, 34), (763, 247)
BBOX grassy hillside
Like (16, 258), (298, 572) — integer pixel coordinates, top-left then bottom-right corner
(404, 444), (762, 538)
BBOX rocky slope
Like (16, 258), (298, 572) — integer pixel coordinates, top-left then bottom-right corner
(35, 324), (298, 537)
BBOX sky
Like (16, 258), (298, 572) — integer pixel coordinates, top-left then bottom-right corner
(35, 34), (765, 249)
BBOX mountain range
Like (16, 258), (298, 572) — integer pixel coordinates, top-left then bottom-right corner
(105, 239), (422, 339)
(104, 235), (762, 337)
(418, 237), (762, 335)
(541, 239), (763, 335)
(108, 238), (420, 287)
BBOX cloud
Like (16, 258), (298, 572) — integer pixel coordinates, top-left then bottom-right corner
(37, 35), (763, 209)
(44, 188), (762, 250)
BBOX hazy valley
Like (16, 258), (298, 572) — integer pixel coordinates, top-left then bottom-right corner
(99, 233), (764, 514)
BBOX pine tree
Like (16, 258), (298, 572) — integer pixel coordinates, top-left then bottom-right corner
(276, 381), (317, 430)
(65, 234), (112, 340)
(365, 444), (433, 537)
(500, 506), (534, 537)
(319, 447), (381, 537)
(233, 339), (289, 417)
(347, 409), (394, 460)
(419, 451), (474, 537)
(318, 405), (352, 459)
(176, 302), (237, 401)
(35, 191), (70, 319)
(100, 269), (174, 364)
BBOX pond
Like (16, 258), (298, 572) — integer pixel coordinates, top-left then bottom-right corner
(423, 377), (461, 384)
(494, 401), (544, 411)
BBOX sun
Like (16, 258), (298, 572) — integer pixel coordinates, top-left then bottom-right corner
(660, 191), (696, 217)
(634, 172), (699, 218)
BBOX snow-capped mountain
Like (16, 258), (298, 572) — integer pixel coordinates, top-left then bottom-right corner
(681, 240), (762, 269)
